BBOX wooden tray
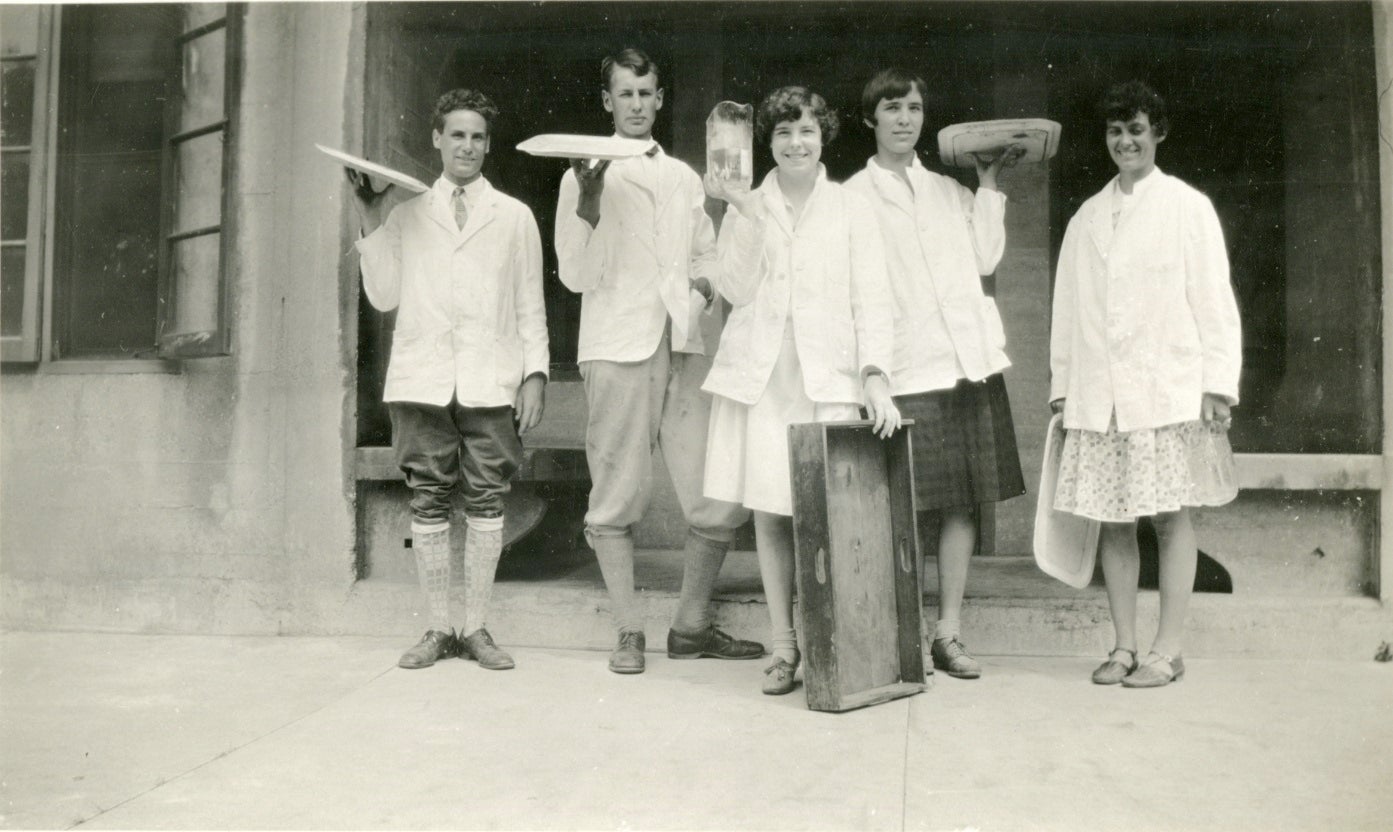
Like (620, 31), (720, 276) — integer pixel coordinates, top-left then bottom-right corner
(936, 118), (1061, 168)
(788, 420), (927, 712)
(516, 134), (656, 160)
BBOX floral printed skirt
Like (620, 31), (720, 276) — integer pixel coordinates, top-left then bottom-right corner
(1052, 416), (1238, 523)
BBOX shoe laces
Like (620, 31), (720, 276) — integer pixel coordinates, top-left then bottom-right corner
(619, 630), (643, 650)
(939, 637), (969, 659)
(471, 629), (497, 648)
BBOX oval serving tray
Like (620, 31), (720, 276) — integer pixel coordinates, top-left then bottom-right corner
(517, 133), (657, 160)
(315, 144), (430, 193)
(937, 118), (1061, 168)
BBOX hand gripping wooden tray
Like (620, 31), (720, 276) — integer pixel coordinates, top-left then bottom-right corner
(788, 420), (927, 712)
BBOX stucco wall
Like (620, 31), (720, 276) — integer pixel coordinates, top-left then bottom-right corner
(1, 3), (360, 633)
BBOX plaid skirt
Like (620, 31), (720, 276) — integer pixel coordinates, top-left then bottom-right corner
(895, 374), (1025, 511)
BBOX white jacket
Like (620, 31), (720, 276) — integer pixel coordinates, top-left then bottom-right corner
(357, 176), (549, 407)
(1050, 169), (1242, 433)
(702, 167), (894, 406)
(844, 156), (1009, 394)
(554, 145), (716, 361)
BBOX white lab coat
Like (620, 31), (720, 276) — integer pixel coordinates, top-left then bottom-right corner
(701, 167), (894, 406)
(1050, 169), (1242, 433)
(554, 145), (716, 361)
(357, 176), (549, 407)
(844, 156), (1009, 394)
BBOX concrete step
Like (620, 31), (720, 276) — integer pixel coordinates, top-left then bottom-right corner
(324, 550), (1393, 661)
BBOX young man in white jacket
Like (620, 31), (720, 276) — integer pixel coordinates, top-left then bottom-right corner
(349, 89), (548, 671)
(554, 48), (762, 674)
(845, 69), (1027, 680)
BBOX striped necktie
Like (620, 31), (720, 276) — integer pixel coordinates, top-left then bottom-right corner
(452, 186), (468, 230)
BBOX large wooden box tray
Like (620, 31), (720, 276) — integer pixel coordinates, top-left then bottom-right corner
(789, 421), (927, 712)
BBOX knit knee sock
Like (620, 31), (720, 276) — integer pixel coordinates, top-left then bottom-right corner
(411, 521), (452, 633)
(590, 532), (641, 633)
(671, 531), (729, 634)
(461, 514), (504, 636)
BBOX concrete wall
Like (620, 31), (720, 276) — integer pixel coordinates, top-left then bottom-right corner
(1, 3), (360, 633)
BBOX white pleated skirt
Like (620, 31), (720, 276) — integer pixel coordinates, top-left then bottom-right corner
(703, 325), (860, 516)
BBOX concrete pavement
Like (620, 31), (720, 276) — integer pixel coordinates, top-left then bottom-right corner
(2, 632), (1390, 830)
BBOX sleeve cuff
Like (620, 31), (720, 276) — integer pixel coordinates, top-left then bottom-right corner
(860, 365), (888, 383)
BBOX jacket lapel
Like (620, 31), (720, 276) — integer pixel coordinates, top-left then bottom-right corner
(1087, 178), (1116, 257)
(869, 158), (916, 220)
(758, 171), (794, 241)
(607, 157), (660, 259)
(456, 179), (497, 248)
(426, 186), (458, 236)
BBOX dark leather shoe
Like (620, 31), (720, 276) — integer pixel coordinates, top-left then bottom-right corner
(667, 625), (764, 660)
(609, 629), (646, 674)
(931, 636), (982, 679)
(398, 629), (458, 669)
(459, 627), (515, 670)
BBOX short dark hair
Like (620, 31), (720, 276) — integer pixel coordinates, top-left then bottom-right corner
(860, 68), (927, 123)
(1099, 80), (1168, 138)
(433, 88), (499, 134)
(601, 47), (659, 91)
(756, 86), (840, 146)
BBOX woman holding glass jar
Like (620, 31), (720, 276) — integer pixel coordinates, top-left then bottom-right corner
(702, 85), (901, 696)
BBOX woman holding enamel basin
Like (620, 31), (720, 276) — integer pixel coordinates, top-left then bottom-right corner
(702, 85), (901, 696)
(1050, 81), (1242, 688)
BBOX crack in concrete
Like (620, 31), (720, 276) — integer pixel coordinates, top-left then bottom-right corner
(65, 663), (397, 829)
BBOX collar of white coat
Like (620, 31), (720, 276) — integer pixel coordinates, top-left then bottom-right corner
(1109, 165), (1165, 202)
(864, 154), (922, 211)
(431, 174), (488, 208)
(610, 133), (664, 160)
(757, 163), (829, 231)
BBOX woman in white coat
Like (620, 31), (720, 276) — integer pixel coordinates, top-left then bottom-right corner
(704, 86), (901, 695)
(1050, 81), (1242, 688)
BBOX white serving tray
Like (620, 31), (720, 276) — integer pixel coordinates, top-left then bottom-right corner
(517, 134), (656, 160)
(1032, 414), (1101, 589)
(315, 144), (430, 193)
(937, 118), (1061, 168)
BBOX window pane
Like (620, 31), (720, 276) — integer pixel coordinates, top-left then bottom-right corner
(0, 6), (39, 57)
(183, 3), (226, 34)
(179, 27), (225, 132)
(173, 130), (223, 234)
(169, 232), (220, 334)
(53, 4), (173, 358)
(1, 59), (36, 145)
(1, 151), (28, 239)
(1, 246), (25, 336)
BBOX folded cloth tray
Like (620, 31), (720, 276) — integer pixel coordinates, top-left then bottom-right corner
(1033, 413), (1101, 588)
(315, 144), (430, 193)
(937, 118), (1061, 168)
(516, 134), (656, 160)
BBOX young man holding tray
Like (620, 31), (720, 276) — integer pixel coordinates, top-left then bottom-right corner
(348, 89), (548, 671)
(553, 48), (763, 674)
